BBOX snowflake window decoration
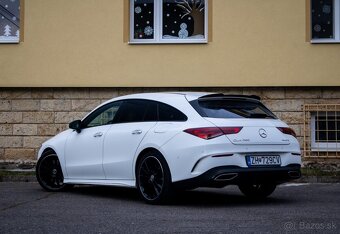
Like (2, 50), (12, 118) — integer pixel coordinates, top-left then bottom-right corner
(144, 26), (153, 36)
(135, 6), (142, 14)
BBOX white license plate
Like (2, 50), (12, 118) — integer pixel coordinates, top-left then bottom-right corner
(246, 156), (281, 166)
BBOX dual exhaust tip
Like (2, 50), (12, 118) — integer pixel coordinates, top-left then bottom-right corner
(214, 173), (238, 181)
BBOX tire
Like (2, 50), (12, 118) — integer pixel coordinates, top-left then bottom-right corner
(136, 151), (173, 204)
(36, 153), (70, 192)
(238, 183), (276, 199)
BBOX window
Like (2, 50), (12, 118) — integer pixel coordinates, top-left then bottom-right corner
(310, 0), (340, 43)
(115, 100), (158, 123)
(311, 111), (340, 150)
(190, 99), (277, 119)
(0, 0), (20, 43)
(303, 104), (340, 159)
(130, 0), (208, 44)
(158, 103), (187, 121)
(83, 102), (122, 128)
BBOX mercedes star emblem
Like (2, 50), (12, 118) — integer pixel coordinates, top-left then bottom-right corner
(259, 128), (267, 138)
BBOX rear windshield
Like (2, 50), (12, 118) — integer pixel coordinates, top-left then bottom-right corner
(191, 99), (277, 119)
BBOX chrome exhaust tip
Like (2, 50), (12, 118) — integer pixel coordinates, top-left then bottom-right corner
(214, 173), (238, 181)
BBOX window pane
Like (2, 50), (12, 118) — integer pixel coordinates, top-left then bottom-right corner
(143, 101), (158, 121)
(86, 102), (122, 128)
(158, 103), (187, 121)
(0, 0), (20, 43)
(311, 0), (334, 39)
(163, 0), (205, 39)
(315, 112), (340, 143)
(115, 100), (148, 123)
(133, 0), (154, 39)
(193, 99), (276, 119)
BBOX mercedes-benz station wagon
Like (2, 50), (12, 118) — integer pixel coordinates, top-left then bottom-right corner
(36, 92), (301, 204)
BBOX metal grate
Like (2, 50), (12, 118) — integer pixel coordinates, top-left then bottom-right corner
(303, 104), (340, 159)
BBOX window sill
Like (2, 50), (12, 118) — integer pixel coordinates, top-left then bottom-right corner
(128, 40), (208, 45)
(310, 39), (340, 44)
(311, 148), (340, 152)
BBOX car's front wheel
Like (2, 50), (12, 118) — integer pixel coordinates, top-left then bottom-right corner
(136, 151), (173, 204)
(36, 152), (69, 192)
(238, 183), (276, 199)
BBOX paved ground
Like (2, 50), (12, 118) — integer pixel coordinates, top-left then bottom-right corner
(0, 183), (339, 234)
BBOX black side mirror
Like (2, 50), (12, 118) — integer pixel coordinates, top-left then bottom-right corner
(69, 120), (82, 133)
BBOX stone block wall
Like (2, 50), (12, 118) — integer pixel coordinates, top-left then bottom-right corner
(0, 87), (339, 165)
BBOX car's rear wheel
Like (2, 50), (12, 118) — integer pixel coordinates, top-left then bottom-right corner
(36, 153), (69, 192)
(238, 183), (276, 199)
(136, 151), (173, 204)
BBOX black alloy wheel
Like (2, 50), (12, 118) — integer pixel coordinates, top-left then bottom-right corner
(36, 153), (69, 192)
(136, 151), (173, 204)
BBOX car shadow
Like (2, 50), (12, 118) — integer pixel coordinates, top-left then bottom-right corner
(68, 185), (296, 207)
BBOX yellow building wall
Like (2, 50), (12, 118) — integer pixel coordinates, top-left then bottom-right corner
(0, 0), (339, 87)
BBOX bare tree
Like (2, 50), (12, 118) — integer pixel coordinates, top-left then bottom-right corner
(176, 0), (204, 36)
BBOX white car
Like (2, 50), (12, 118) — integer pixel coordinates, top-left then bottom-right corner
(36, 92), (301, 204)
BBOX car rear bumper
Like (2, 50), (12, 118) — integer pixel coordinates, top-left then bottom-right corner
(173, 164), (301, 190)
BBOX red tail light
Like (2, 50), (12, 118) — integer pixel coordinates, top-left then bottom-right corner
(277, 127), (296, 138)
(184, 127), (243, 140)
(220, 127), (243, 135)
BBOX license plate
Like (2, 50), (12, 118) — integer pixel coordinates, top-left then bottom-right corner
(246, 155), (281, 166)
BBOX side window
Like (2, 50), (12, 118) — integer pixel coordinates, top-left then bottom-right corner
(158, 103), (187, 121)
(115, 100), (158, 123)
(83, 101), (122, 128)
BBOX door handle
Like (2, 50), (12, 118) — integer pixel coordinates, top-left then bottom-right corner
(93, 132), (103, 137)
(132, 130), (142, 135)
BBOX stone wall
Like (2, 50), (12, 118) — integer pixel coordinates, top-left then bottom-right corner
(0, 87), (339, 166)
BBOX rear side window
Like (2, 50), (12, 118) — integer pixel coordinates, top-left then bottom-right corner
(115, 100), (157, 123)
(158, 103), (187, 121)
(191, 99), (277, 119)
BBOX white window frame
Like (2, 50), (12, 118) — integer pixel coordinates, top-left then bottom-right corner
(129, 0), (208, 44)
(0, 0), (21, 44)
(311, 112), (340, 151)
(311, 0), (340, 43)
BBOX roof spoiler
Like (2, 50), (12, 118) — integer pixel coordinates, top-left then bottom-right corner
(198, 93), (261, 101)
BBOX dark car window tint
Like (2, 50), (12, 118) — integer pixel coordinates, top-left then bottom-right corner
(82, 101), (122, 128)
(158, 103), (187, 121)
(115, 100), (158, 123)
(144, 101), (158, 121)
(193, 99), (276, 119)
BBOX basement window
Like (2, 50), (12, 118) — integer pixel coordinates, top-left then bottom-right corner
(311, 111), (340, 150)
(304, 104), (340, 159)
(130, 0), (208, 44)
(311, 0), (340, 43)
(0, 0), (20, 43)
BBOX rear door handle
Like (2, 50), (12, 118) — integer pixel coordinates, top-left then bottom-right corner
(93, 132), (103, 137)
(132, 130), (142, 135)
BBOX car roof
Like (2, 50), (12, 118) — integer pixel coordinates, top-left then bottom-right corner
(111, 92), (261, 102)
(108, 92), (216, 102)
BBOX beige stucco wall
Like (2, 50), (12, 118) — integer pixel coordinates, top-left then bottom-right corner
(0, 0), (340, 87)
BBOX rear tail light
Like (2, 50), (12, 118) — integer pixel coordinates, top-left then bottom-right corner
(277, 127), (296, 138)
(220, 127), (243, 135)
(184, 127), (243, 140)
